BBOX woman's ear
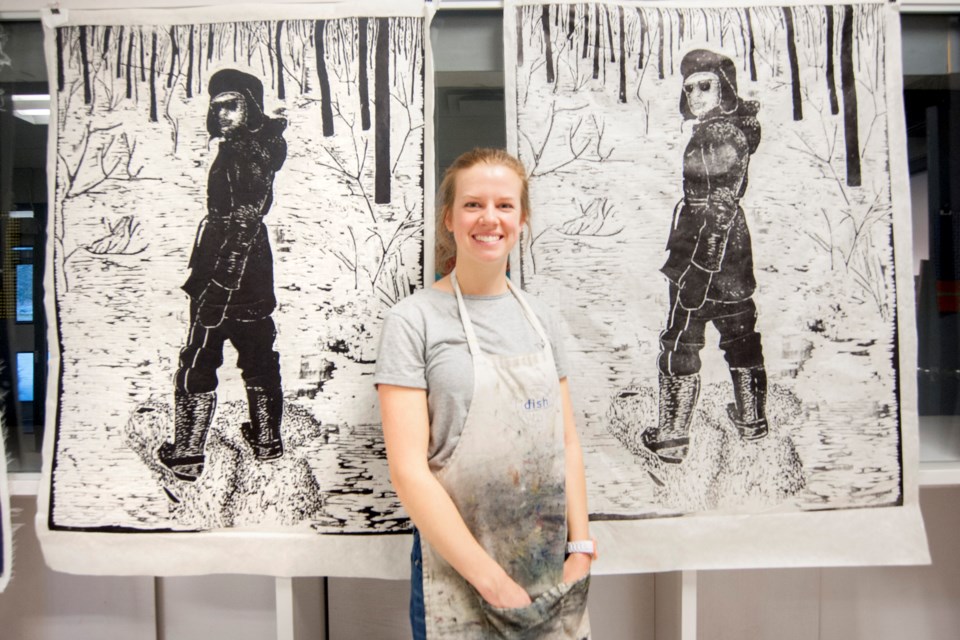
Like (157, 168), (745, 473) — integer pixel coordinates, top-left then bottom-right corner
(444, 208), (454, 233)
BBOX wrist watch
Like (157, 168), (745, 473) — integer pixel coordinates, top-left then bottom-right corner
(566, 540), (596, 558)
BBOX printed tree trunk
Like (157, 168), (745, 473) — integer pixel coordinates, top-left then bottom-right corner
(840, 5), (861, 187)
(637, 9), (646, 68)
(80, 26), (91, 104)
(149, 31), (157, 122)
(359, 17), (371, 130)
(826, 6), (840, 115)
(783, 7), (802, 120)
(208, 25), (214, 63)
(657, 10), (665, 80)
(314, 20), (334, 137)
(140, 32), (146, 82)
(116, 27), (123, 79)
(618, 6), (626, 103)
(745, 8), (757, 82)
(568, 6), (576, 41)
(375, 17), (391, 205)
(103, 26), (111, 61)
(607, 6), (616, 63)
(276, 21), (285, 100)
(543, 6), (555, 83)
(593, 4), (600, 79)
(186, 26), (194, 99)
(582, 7), (590, 59)
(517, 10), (524, 66)
(126, 34), (133, 99)
(56, 28), (65, 92)
(167, 26), (178, 89)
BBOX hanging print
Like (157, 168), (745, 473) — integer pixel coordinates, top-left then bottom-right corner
(38, 2), (430, 577)
(505, 0), (929, 570)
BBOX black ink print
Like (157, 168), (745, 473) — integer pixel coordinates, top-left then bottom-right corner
(158, 69), (288, 481)
(642, 49), (768, 464)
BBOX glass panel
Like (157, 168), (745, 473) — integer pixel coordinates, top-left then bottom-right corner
(15, 351), (33, 402)
(1, 19), (47, 472)
(15, 262), (32, 322)
(902, 13), (960, 462)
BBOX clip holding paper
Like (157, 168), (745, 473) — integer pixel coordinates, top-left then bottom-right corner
(42, 3), (69, 28)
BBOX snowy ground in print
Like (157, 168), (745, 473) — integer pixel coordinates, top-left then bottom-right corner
(510, 3), (902, 518)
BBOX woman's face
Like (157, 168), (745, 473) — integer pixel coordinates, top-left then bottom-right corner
(445, 162), (525, 271)
(683, 71), (721, 118)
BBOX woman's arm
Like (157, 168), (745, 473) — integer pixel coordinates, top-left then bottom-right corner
(378, 383), (532, 608)
(560, 378), (593, 583)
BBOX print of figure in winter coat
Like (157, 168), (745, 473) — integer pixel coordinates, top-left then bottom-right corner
(642, 49), (768, 464)
(158, 68), (288, 481)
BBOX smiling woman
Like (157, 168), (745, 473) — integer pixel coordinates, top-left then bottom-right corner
(376, 148), (594, 638)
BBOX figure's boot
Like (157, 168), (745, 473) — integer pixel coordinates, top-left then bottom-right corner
(641, 374), (701, 464)
(240, 386), (284, 460)
(157, 391), (217, 481)
(727, 367), (769, 440)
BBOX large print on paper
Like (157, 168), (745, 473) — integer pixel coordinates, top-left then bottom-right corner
(40, 3), (427, 576)
(507, 1), (927, 569)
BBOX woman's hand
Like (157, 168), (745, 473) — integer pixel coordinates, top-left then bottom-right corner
(476, 570), (533, 609)
(562, 552), (592, 585)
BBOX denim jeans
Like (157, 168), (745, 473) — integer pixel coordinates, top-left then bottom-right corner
(410, 529), (426, 640)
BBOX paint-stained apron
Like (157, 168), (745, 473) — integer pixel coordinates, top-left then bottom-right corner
(420, 271), (590, 639)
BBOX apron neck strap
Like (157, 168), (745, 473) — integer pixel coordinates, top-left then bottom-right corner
(450, 270), (552, 357)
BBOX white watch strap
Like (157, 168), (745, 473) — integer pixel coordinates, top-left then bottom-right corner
(566, 540), (595, 555)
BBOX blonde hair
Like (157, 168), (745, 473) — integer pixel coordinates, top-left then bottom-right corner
(435, 148), (531, 276)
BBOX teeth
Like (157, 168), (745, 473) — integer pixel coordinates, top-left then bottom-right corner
(474, 235), (501, 242)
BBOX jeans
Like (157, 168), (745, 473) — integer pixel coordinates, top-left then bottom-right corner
(410, 529), (426, 640)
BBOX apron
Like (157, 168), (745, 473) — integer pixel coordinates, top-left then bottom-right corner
(420, 271), (591, 639)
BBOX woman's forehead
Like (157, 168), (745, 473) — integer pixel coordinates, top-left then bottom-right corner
(455, 164), (522, 194)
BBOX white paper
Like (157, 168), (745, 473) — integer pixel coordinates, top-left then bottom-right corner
(505, 0), (930, 572)
(38, 0), (433, 578)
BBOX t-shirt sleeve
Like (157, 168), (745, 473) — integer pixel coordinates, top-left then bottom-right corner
(374, 309), (428, 389)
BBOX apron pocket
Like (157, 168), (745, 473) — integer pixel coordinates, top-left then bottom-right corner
(478, 574), (590, 639)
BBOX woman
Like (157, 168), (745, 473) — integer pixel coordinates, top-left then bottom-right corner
(643, 49), (768, 464)
(376, 148), (593, 638)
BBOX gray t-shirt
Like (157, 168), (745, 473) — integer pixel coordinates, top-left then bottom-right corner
(374, 286), (568, 471)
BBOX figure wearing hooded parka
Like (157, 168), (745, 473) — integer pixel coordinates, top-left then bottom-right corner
(643, 49), (770, 464)
(158, 68), (287, 481)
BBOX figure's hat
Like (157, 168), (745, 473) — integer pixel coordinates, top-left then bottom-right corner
(206, 68), (265, 134)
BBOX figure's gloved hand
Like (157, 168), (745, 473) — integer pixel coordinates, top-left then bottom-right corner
(197, 282), (231, 328)
(678, 264), (712, 310)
